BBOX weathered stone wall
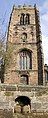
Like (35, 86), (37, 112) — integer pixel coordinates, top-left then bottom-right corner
(0, 84), (48, 113)
(4, 5), (43, 85)
(13, 112), (48, 118)
(35, 7), (45, 85)
(0, 109), (13, 118)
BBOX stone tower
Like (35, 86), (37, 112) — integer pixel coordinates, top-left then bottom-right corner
(4, 5), (44, 85)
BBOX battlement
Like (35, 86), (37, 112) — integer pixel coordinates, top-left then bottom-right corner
(13, 4), (37, 10)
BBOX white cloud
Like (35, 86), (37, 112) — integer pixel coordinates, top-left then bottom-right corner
(41, 12), (48, 36)
(39, 0), (48, 36)
(43, 0), (48, 10)
(39, 0), (48, 12)
(39, 0), (48, 64)
(41, 12), (48, 22)
(42, 35), (48, 64)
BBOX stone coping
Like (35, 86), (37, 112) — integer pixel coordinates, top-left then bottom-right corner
(0, 84), (48, 91)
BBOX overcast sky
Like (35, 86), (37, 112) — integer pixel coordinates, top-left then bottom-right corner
(0, 0), (48, 64)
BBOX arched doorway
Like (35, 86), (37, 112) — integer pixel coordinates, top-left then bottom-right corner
(15, 96), (31, 113)
(21, 75), (28, 85)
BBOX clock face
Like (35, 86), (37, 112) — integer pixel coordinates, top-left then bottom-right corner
(22, 35), (26, 40)
(22, 33), (27, 42)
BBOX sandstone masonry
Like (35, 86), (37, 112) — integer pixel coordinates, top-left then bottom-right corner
(4, 5), (44, 85)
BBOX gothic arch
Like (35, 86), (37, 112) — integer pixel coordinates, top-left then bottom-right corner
(20, 74), (29, 85)
(19, 48), (32, 53)
(15, 96), (31, 113)
(19, 48), (32, 70)
(20, 13), (25, 25)
(20, 13), (30, 25)
(25, 13), (30, 24)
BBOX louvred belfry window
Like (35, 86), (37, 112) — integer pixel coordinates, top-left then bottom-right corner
(20, 13), (30, 25)
(20, 13), (25, 25)
(25, 14), (30, 24)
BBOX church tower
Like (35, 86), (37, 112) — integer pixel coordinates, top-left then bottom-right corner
(4, 5), (44, 85)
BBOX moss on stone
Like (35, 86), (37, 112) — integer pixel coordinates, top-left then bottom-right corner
(4, 91), (14, 96)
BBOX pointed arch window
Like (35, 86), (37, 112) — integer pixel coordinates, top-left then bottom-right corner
(19, 50), (32, 70)
(20, 13), (30, 25)
(20, 13), (25, 25)
(25, 14), (30, 25)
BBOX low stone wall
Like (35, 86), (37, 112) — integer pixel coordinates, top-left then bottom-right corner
(0, 84), (48, 113)
(0, 84), (48, 91)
